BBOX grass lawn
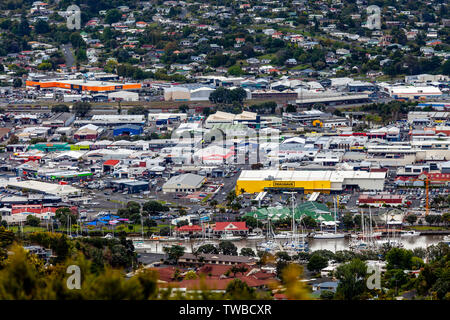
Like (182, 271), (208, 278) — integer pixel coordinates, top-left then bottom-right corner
(257, 53), (276, 60)
(8, 226), (47, 233)
(409, 226), (449, 231)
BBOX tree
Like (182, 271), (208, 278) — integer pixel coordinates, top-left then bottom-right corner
(386, 248), (413, 270)
(242, 216), (257, 229)
(285, 104), (296, 113)
(72, 102), (92, 117)
(178, 104), (189, 113)
(342, 213), (355, 230)
(335, 259), (368, 300)
(302, 216), (317, 229)
(143, 218), (156, 232)
(13, 78), (22, 88)
(17, 19), (30, 36)
(142, 201), (168, 214)
(240, 248), (256, 257)
(26, 215), (40, 227)
(442, 212), (450, 226)
(34, 19), (50, 34)
(405, 214), (418, 225)
(128, 106), (148, 116)
(230, 264), (248, 277)
(51, 105), (70, 113)
(320, 290), (335, 300)
(425, 214), (442, 226)
(55, 208), (77, 228)
(224, 279), (256, 300)
(195, 244), (219, 255)
(307, 253), (328, 273)
(105, 9), (122, 25)
(202, 107), (211, 116)
(69, 32), (84, 48)
(163, 245), (185, 264)
(9, 134), (19, 144)
(218, 241), (238, 256)
(228, 65), (244, 76)
(276, 251), (291, 262)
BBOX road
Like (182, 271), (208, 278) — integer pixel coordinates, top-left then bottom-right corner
(61, 44), (75, 68)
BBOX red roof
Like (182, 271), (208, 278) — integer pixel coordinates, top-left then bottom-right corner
(424, 173), (450, 181)
(103, 160), (120, 166)
(213, 222), (248, 231)
(163, 275), (272, 290)
(176, 225), (203, 232)
(147, 267), (177, 282)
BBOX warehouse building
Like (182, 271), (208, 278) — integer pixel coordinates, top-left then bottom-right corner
(7, 180), (81, 197)
(357, 194), (404, 207)
(42, 113), (76, 128)
(25, 79), (141, 92)
(113, 125), (143, 136)
(387, 86), (442, 99)
(235, 170), (386, 194)
(108, 90), (139, 102)
(163, 85), (216, 101)
(162, 173), (206, 193)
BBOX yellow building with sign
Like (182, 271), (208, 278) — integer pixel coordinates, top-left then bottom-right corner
(236, 179), (331, 194)
(235, 170), (386, 194)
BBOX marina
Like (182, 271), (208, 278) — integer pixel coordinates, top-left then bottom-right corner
(132, 234), (448, 254)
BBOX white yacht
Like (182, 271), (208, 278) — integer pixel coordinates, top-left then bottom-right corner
(219, 231), (242, 241)
(274, 231), (294, 239)
(400, 230), (421, 237)
(257, 240), (280, 252)
(247, 233), (265, 240)
(313, 231), (346, 239)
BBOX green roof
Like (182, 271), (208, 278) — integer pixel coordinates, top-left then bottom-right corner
(244, 201), (334, 222)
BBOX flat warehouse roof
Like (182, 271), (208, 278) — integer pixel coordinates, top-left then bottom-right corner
(237, 170), (386, 182)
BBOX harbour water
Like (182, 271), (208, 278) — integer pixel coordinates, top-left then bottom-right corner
(134, 235), (448, 254)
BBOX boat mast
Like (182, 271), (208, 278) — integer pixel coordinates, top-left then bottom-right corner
(369, 206), (373, 247)
(361, 209), (364, 243)
(334, 196), (337, 235)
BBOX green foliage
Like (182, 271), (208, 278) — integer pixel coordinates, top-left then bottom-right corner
(13, 78), (22, 88)
(335, 259), (368, 300)
(55, 207), (77, 228)
(34, 19), (50, 34)
(228, 65), (244, 76)
(248, 101), (277, 114)
(195, 244), (219, 255)
(405, 214), (418, 225)
(142, 201), (168, 214)
(51, 104), (70, 113)
(240, 247), (256, 257)
(276, 251), (292, 262)
(105, 9), (122, 24)
(218, 241), (238, 256)
(307, 253), (328, 272)
(72, 102), (92, 117)
(209, 87), (247, 105)
(163, 245), (185, 264)
(127, 106), (149, 116)
(26, 215), (40, 227)
(320, 290), (335, 300)
(386, 248), (413, 270)
(225, 279), (257, 300)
